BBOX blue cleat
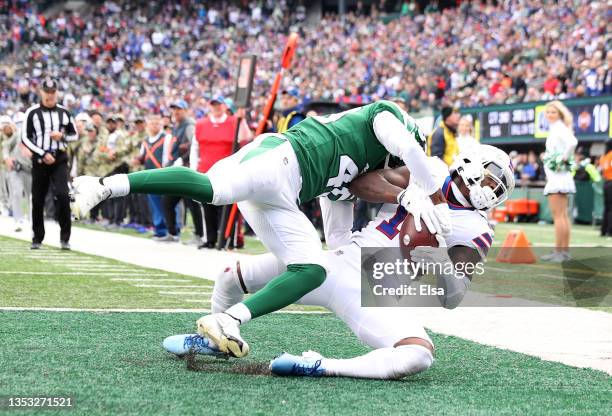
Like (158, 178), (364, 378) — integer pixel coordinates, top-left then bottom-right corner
(162, 334), (228, 358)
(270, 351), (326, 377)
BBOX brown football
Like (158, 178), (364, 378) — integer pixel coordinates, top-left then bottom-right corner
(399, 213), (439, 260)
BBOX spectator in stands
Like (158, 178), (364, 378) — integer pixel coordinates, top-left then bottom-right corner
(77, 124), (99, 222)
(520, 151), (542, 184)
(276, 88), (306, 133)
(191, 95), (251, 248)
(1, 115), (31, 231)
(70, 112), (92, 178)
(573, 150), (601, 184)
(124, 117), (151, 233)
(428, 106), (460, 165)
(0, 116), (8, 215)
(455, 115), (478, 153)
(541, 101), (577, 262)
(2, 1), (609, 119)
(161, 99), (204, 245)
(93, 115), (129, 230)
(132, 114), (179, 240)
(599, 140), (612, 237)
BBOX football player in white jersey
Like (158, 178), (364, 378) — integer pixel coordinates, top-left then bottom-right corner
(163, 145), (515, 380)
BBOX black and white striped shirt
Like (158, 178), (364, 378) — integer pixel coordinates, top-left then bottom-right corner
(21, 103), (78, 157)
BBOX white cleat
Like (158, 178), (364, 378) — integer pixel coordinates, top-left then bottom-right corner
(196, 313), (250, 358)
(70, 176), (111, 220)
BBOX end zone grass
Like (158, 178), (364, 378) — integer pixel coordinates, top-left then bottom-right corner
(0, 311), (610, 416)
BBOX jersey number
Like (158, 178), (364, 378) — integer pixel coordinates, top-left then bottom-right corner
(322, 155), (359, 201)
(376, 206), (407, 239)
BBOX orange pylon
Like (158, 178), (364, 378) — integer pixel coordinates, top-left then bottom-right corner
(496, 230), (537, 264)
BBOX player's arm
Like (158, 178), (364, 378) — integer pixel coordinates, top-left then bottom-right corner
(319, 198), (354, 249)
(442, 246), (482, 308)
(348, 166), (410, 203)
(411, 243), (482, 309)
(372, 110), (444, 203)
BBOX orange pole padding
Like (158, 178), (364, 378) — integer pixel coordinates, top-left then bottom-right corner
(224, 203), (239, 239)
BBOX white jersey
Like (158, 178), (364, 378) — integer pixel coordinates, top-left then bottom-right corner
(545, 120), (577, 160)
(352, 158), (494, 257)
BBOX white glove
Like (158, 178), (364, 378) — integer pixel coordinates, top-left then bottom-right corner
(409, 234), (449, 265)
(433, 203), (452, 237)
(397, 189), (440, 235)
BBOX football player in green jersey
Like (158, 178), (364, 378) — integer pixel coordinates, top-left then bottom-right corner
(71, 100), (451, 358)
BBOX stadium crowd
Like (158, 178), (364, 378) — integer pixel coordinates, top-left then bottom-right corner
(1, 0), (611, 120)
(0, 0), (611, 243)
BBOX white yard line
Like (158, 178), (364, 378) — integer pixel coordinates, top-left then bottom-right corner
(0, 306), (329, 314)
(0, 306), (209, 313)
(43, 263), (121, 267)
(0, 271), (168, 276)
(23, 255), (86, 259)
(0, 216), (610, 375)
(159, 291), (213, 296)
(78, 269), (146, 273)
(111, 278), (192, 282)
(133, 284), (210, 289)
(486, 266), (518, 273)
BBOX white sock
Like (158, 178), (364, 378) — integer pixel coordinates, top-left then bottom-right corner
(102, 174), (130, 197)
(211, 264), (245, 313)
(224, 302), (252, 324)
(322, 344), (433, 380)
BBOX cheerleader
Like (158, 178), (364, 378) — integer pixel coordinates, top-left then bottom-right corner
(541, 101), (577, 262)
(456, 115), (479, 153)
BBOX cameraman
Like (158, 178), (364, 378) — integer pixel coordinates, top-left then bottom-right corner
(21, 78), (78, 249)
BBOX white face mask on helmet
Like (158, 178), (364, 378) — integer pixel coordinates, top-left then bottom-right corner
(449, 145), (515, 210)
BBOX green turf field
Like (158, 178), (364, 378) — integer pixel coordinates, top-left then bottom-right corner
(1, 223), (611, 415)
(0, 237), (214, 310)
(1, 311), (610, 416)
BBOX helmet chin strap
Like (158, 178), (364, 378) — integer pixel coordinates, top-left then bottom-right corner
(450, 181), (472, 208)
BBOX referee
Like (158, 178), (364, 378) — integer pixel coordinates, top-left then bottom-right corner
(22, 77), (78, 250)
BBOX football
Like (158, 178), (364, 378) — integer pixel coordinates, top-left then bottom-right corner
(399, 213), (439, 260)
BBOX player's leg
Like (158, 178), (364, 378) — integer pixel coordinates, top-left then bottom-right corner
(311, 309), (434, 380)
(198, 199), (328, 357)
(224, 200), (327, 318)
(164, 253), (288, 357)
(270, 246), (434, 379)
(211, 253), (285, 313)
(70, 135), (279, 219)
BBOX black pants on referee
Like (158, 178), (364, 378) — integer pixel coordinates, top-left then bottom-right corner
(31, 151), (71, 243)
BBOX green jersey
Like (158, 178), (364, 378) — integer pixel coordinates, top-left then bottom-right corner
(283, 100), (426, 202)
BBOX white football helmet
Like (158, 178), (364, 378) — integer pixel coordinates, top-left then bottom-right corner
(450, 145), (515, 210)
